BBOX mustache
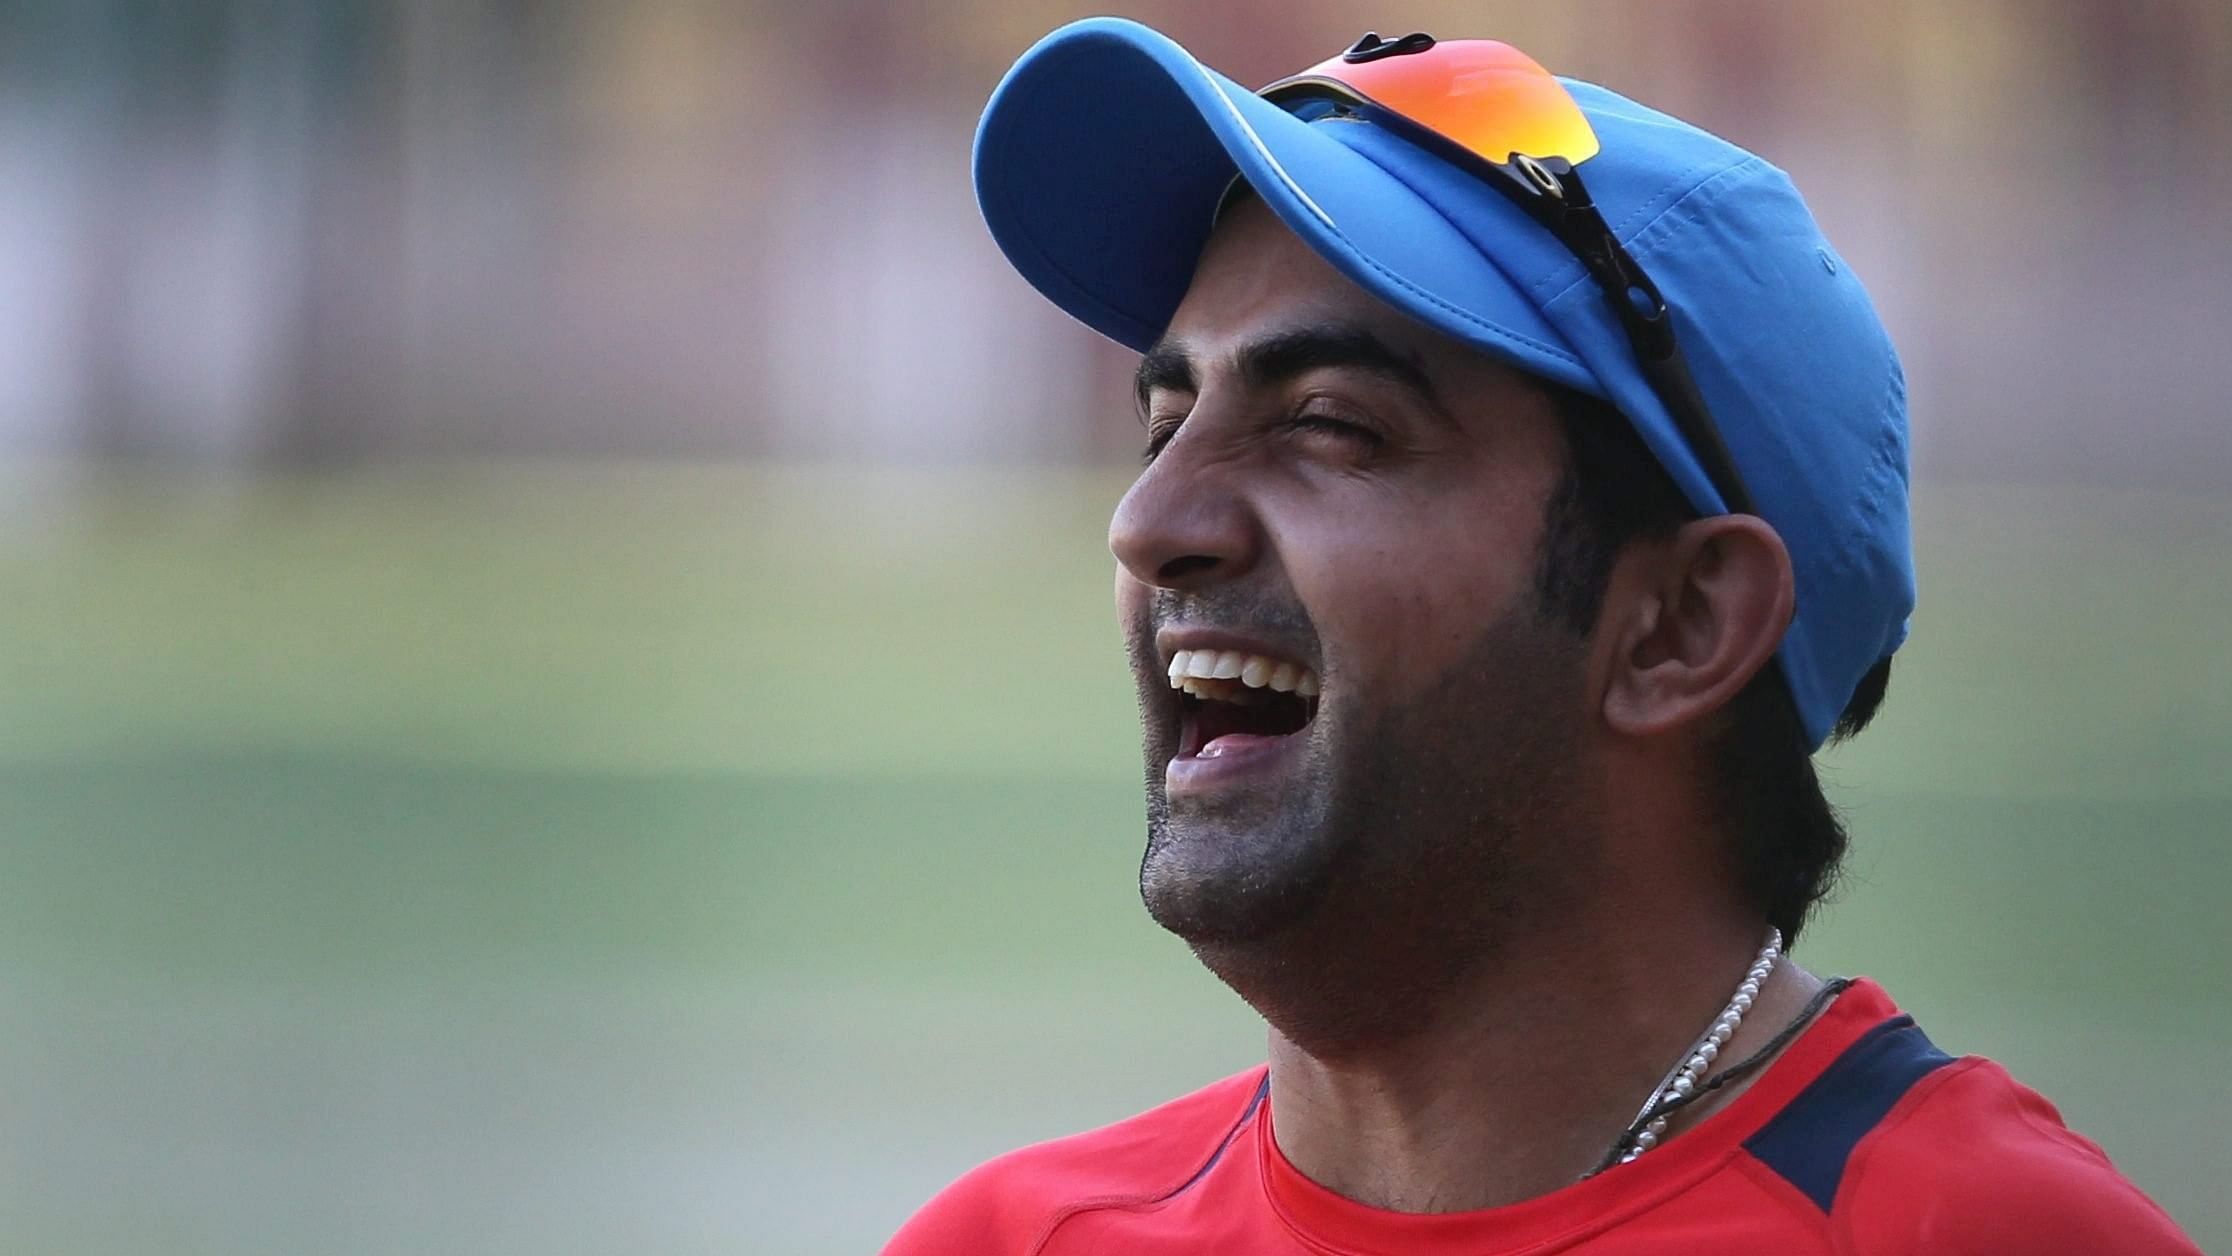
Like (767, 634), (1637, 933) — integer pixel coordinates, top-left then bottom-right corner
(1127, 586), (1322, 668)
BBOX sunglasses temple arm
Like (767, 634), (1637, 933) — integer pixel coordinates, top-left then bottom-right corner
(1634, 336), (1757, 517)
(1552, 172), (1757, 518)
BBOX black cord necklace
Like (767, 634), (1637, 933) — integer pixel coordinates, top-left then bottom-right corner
(1586, 977), (1853, 1178)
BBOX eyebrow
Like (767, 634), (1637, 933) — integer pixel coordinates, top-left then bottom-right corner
(1133, 322), (1441, 415)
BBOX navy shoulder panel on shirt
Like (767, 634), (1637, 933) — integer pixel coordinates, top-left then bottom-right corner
(1743, 1013), (1956, 1212)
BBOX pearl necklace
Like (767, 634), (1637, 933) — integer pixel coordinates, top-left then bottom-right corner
(1617, 927), (1783, 1163)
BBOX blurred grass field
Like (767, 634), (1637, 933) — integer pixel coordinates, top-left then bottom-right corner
(0, 461), (2224, 1254)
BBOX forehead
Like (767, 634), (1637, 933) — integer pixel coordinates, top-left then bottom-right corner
(1162, 196), (1527, 395)
(1167, 198), (1398, 346)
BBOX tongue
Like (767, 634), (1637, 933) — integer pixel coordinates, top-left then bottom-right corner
(1190, 690), (1311, 754)
(1199, 731), (1281, 759)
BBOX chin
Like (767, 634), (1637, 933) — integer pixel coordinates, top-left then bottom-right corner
(1137, 775), (1346, 945)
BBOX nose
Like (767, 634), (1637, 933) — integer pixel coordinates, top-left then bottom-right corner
(1109, 436), (1263, 592)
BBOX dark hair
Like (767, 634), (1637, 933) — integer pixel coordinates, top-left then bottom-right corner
(1531, 386), (1891, 947)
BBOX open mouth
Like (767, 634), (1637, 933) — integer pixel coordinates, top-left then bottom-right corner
(1167, 648), (1321, 761)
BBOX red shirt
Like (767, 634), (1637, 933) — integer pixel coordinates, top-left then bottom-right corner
(884, 979), (2198, 1254)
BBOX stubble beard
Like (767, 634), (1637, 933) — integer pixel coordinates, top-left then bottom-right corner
(1135, 602), (1594, 1058)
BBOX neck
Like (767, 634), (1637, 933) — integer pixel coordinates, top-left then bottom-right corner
(1263, 910), (1823, 1212)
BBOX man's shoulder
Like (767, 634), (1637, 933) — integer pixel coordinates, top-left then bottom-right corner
(1835, 1053), (2200, 1254)
(880, 1066), (1268, 1256)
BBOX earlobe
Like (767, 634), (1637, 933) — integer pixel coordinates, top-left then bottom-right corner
(1600, 517), (1795, 739)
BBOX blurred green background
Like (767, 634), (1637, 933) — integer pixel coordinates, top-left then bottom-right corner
(2, 2), (2227, 1253)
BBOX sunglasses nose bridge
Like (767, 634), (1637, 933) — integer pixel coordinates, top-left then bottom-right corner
(1342, 31), (1437, 64)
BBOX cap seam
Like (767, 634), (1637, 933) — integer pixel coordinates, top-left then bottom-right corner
(1784, 366), (1907, 740)
(1531, 154), (1766, 309)
(1624, 155), (1774, 271)
(1611, 154), (1761, 241)
(1813, 368), (1908, 582)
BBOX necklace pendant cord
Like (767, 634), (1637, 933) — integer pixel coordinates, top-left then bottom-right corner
(1588, 972), (1854, 1178)
(1617, 928), (1782, 1161)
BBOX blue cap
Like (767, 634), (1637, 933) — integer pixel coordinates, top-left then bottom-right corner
(973, 18), (1913, 749)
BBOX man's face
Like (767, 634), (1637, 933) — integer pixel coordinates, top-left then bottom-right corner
(1113, 199), (1598, 998)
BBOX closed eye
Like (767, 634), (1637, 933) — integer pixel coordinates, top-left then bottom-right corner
(1142, 409), (1382, 465)
(1287, 413), (1383, 449)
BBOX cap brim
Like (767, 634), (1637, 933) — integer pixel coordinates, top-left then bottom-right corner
(972, 18), (1593, 391)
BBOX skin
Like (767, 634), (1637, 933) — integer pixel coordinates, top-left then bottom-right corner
(1109, 198), (1825, 1211)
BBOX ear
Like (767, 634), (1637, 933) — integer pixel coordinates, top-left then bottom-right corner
(1597, 516), (1795, 738)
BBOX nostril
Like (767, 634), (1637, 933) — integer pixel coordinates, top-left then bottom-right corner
(1157, 554), (1220, 583)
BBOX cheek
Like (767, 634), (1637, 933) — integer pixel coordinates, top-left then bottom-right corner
(1281, 490), (1547, 698)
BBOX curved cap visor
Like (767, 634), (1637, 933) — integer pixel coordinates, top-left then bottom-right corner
(971, 17), (1595, 394)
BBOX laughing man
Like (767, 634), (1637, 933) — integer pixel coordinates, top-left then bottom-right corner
(885, 20), (2201, 1255)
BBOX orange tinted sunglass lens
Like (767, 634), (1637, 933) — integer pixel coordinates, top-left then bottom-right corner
(1287, 40), (1599, 166)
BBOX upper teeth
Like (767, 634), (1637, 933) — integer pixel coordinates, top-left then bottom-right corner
(1165, 649), (1320, 698)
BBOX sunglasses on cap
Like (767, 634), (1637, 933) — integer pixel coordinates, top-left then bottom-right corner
(1261, 33), (1758, 518)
